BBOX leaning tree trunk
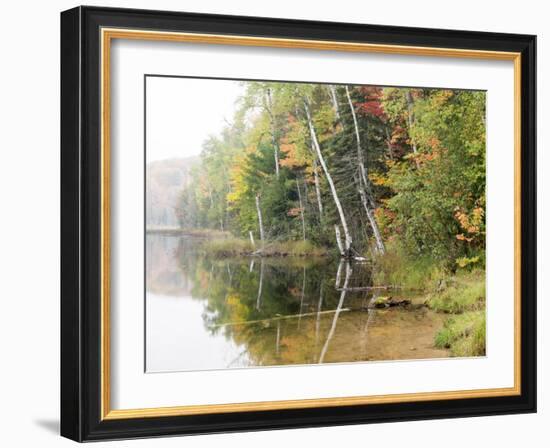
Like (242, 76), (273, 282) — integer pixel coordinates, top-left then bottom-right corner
(296, 178), (306, 241)
(266, 87), (280, 179)
(255, 194), (265, 248)
(358, 186), (386, 254)
(327, 85), (341, 121)
(312, 155), (324, 218)
(315, 283), (324, 344)
(334, 225), (345, 258)
(344, 85), (386, 254)
(319, 262), (352, 363)
(256, 258), (264, 310)
(303, 98), (352, 256)
(405, 90), (420, 169)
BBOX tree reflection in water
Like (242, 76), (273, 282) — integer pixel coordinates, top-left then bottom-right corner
(146, 234), (449, 371)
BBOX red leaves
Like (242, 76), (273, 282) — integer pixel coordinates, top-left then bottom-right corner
(356, 86), (386, 118)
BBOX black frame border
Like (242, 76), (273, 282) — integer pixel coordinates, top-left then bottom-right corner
(61, 5), (536, 442)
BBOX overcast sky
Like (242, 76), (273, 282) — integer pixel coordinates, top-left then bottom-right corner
(146, 77), (244, 163)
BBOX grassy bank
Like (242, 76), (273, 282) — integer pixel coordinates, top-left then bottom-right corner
(427, 269), (486, 356)
(373, 243), (486, 357)
(199, 238), (329, 258)
(434, 311), (486, 357)
(146, 227), (231, 238)
(372, 243), (445, 290)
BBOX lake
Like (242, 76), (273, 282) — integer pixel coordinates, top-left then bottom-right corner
(146, 233), (448, 372)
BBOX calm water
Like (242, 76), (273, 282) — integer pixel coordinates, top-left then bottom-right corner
(145, 234), (448, 372)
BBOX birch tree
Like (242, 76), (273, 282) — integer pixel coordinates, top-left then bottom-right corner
(344, 85), (386, 254)
(255, 194), (265, 248)
(312, 155), (323, 218)
(265, 87), (281, 179)
(303, 96), (353, 257)
(296, 178), (306, 241)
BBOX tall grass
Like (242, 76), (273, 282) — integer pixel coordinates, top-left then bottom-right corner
(429, 269), (486, 357)
(434, 311), (486, 357)
(199, 238), (253, 257)
(427, 269), (485, 313)
(372, 241), (444, 290)
(198, 238), (329, 257)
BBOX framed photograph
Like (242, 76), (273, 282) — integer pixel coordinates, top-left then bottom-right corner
(61, 6), (536, 442)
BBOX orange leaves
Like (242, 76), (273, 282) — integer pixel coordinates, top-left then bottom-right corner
(456, 234), (474, 242)
(454, 206), (485, 242)
(427, 137), (442, 151)
(413, 147), (443, 165)
(279, 141), (301, 169)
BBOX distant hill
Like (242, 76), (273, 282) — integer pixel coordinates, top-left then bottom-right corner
(146, 156), (199, 228)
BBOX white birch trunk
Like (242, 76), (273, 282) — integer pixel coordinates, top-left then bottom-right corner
(255, 194), (265, 247)
(249, 230), (255, 249)
(345, 85), (386, 254)
(328, 85), (341, 120)
(266, 88), (280, 179)
(405, 90), (420, 169)
(335, 258), (344, 288)
(296, 179), (306, 241)
(256, 258), (264, 310)
(298, 266), (306, 328)
(334, 225), (345, 257)
(358, 185), (386, 254)
(319, 262), (352, 363)
(312, 155), (323, 218)
(304, 98), (352, 255)
(315, 283), (323, 344)
(345, 85), (369, 188)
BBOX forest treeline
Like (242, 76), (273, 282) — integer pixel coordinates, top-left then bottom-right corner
(175, 81), (486, 272)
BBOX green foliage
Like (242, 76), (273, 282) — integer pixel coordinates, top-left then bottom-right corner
(174, 81), (486, 270)
(435, 311), (486, 357)
(427, 269), (485, 313)
(381, 89), (486, 270)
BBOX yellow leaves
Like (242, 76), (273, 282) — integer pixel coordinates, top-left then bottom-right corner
(456, 256), (480, 269)
(454, 206), (485, 242)
(432, 89), (454, 107)
(225, 294), (250, 324)
(369, 172), (389, 186)
(472, 206), (484, 223)
(226, 151), (251, 205)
